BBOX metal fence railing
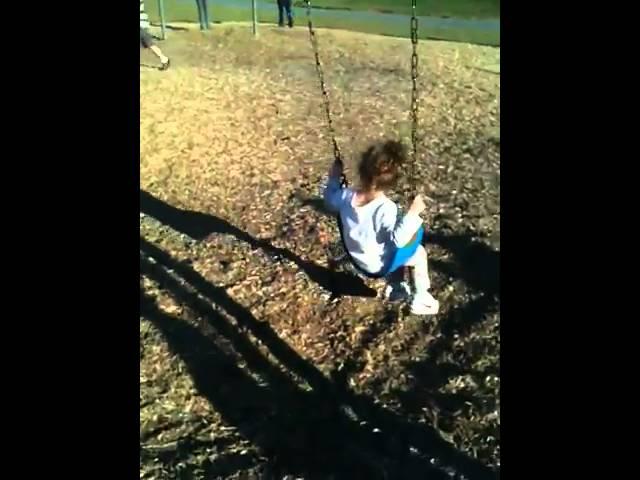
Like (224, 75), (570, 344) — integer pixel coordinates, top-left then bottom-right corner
(142, 1), (261, 39)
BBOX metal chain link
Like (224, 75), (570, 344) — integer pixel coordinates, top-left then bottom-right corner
(410, 0), (419, 196)
(305, 1), (426, 278)
(306, 0), (420, 193)
(304, 0), (347, 187)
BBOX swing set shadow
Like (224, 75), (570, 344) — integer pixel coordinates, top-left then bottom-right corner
(140, 237), (499, 480)
(140, 189), (377, 299)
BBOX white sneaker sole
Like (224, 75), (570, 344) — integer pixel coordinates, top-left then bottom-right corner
(410, 300), (440, 316)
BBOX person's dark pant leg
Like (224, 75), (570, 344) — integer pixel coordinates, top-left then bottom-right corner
(195, 0), (202, 29)
(283, 0), (293, 27)
(202, 0), (209, 28)
(277, 0), (285, 26)
(196, 0), (209, 30)
(277, 0), (293, 27)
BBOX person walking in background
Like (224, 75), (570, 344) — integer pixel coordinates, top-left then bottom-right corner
(277, 0), (294, 28)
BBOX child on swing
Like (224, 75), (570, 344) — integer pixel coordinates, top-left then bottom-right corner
(323, 140), (439, 315)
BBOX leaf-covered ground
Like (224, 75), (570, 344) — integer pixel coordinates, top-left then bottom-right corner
(140, 24), (499, 480)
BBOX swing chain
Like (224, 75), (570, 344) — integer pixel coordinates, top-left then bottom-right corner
(305, 0), (347, 186)
(410, 0), (419, 196)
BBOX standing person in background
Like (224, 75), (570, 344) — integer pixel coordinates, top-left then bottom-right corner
(195, 0), (210, 30)
(277, 0), (294, 28)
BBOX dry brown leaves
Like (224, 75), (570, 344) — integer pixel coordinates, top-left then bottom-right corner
(140, 24), (500, 477)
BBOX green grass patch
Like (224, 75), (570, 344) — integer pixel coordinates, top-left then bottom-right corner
(146, 2), (499, 46)
(287, 0), (500, 19)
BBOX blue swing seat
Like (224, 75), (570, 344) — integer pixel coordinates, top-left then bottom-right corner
(385, 224), (424, 275)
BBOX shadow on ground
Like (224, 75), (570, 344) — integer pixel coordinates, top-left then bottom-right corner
(149, 22), (191, 32)
(389, 230), (499, 449)
(292, 190), (336, 217)
(426, 231), (499, 299)
(140, 190), (376, 299)
(140, 236), (498, 479)
(140, 64), (163, 71)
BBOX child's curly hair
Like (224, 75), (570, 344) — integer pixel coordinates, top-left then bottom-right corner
(358, 140), (406, 190)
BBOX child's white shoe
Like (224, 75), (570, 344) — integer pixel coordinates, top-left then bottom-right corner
(384, 281), (411, 303)
(410, 292), (440, 315)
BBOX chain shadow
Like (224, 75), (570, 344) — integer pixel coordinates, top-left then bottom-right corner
(418, 229), (499, 382)
(140, 190), (376, 298)
(393, 294), (499, 402)
(425, 230), (499, 299)
(388, 293), (500, 473)
(420, 230), (499, 392)
(140, 418), (255, 479)
(140, 290), (330, 478)
(140, 237), (498, 480)
(141, 251), (440, 479)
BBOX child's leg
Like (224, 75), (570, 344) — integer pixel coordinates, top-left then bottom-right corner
(383, 267), (410, 302)
(387, 266), (405, 285)
(405, 245), (438, 314)
(404, 245), (431, 293)
(141, 28), (169, 67)
(149, 45), (169, 63)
